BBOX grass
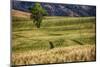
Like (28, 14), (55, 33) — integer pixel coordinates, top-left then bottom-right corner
(12, 16), (96, 65)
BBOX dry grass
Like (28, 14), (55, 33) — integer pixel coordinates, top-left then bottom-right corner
(12, 9), (31, 18)
(12, 45), (96, 65)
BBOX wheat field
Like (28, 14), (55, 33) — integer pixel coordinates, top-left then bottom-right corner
(12, 45), (96, 65)
(12, 16), (96, 65)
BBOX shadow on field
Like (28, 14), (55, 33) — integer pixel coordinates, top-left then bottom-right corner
(14, 28), (33, 32)
(71, 39), (84, 45)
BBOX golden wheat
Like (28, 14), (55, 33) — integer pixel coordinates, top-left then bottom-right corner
(12, 45), (96, 65)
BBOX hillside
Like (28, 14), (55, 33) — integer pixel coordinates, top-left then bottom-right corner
(12, 16), (96, 65)
(12, 9), (31, 18)
(12, 1), (96, 16)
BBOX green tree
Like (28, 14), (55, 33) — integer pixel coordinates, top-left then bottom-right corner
(29, 3), (48, 28)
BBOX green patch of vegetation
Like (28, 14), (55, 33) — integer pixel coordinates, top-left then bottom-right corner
(12, 16), (96, 53)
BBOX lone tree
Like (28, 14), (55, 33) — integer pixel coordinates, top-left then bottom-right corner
(29, 3), (48, 28)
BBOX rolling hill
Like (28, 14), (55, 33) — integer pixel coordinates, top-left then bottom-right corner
(12, 9), (31, 18)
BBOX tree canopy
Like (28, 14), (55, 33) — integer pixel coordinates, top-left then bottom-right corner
(29, 3), (48, 28)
